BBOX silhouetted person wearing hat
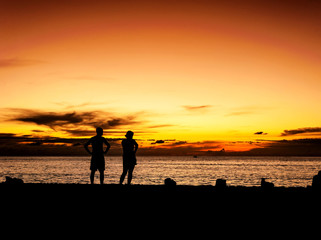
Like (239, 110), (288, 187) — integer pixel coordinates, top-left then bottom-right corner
(84, 127), (110, 184)
(120, 131), (138, 185)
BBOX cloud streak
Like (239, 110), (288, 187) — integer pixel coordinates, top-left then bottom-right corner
(281, 127), (321, 136)
(0, 58), (45, 68)
(225, 105), (271, 117)
(182, 105), (212, 111)
(254, 131), (268, 135)
(53, 101), (106, 109)
(3, 108), (173, 137)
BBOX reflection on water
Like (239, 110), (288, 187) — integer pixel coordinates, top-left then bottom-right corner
(1, 156), (321, 187)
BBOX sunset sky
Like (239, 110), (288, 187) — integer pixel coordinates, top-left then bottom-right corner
(1, 0), (321, 155)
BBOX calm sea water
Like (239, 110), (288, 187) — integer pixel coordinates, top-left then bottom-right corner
(1, 156), (321, 187)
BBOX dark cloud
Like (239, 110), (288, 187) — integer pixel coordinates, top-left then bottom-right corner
(14, 111), (87, 128)
(144, 140), (224, 156)
(248, 138), (321, 156)
(0, 58), (45, 68)
(151, 140), (165, 144)
(0, 133), (89, 156)
(62, 129), (96, 137)
(0, 132), (119, 156)
(150, 140), (189, 146)
(168, 141), (187, 146)
(0, 133), (17, 138)
(8, 108), (142, 134)
(182, 105), (212, 111)
(5, 108), (177, 138)
(32, 130), (44, 133)
(104, 117), (137, 128)
(281, 127), (321, 136)
(254, 131), (268, 135)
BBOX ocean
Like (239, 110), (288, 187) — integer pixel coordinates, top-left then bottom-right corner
(1, 156), (321, 187)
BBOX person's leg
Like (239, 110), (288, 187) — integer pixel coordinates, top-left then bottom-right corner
(119, 165), (128, 185)
(119, 170), (127, 185)
(90, 170), (95, 184)
(99, 169), (104, 185)
(127, 165), (135, 185)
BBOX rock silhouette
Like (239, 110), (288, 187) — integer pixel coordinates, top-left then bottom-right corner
(4, 176), (24, 184)
(215, 179), (227, 189)
(261, 178), (274, 190)
(164, 178), (176, 187)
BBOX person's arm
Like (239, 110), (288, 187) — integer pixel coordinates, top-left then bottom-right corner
(103, 138), (110, 154)
(134, 140), (138, 153)
(84, 138), (92, 155)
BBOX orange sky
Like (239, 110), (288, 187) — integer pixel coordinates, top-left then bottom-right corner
(1, 0), (321, 153)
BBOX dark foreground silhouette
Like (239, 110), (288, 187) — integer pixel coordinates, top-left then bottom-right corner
(3, 173), (321, 231)
(1, 181), (320, 208)
(2, 175), (321, 222)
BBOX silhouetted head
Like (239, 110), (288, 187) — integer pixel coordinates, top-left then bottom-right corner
(125, 130), (134, 139)
(318, 170), (321, 176)
(96, 127), (103, 136)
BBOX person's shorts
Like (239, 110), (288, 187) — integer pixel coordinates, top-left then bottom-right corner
(90, 154), (105, 171)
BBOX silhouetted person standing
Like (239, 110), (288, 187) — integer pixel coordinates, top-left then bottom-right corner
(84, 127), (110, 184)
(120, 131), (138, 185)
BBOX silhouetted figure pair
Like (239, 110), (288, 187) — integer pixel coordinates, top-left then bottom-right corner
(84, 127), (110, 184)
(84, 128), (138, 185)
